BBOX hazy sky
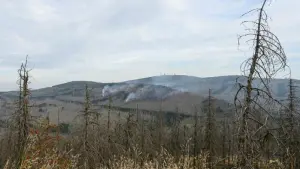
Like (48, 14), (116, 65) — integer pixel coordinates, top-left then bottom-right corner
(0, 0), (299, 91)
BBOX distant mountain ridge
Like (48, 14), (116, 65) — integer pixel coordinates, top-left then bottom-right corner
(124, 75), (297, 102)
(1, 75), (297, 121)
(0, 75), (297, 103)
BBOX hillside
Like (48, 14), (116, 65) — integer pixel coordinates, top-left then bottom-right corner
(0, 75), (296, 122)
(125, 75), (296, 102)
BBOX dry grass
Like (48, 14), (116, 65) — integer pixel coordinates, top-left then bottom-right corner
(3, 132), (284, 169)
(2, 120), (210, 169)
(4, 120), (78, 169)
(1, 118), (286, 169)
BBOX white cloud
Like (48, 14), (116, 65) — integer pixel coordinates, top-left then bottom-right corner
(0, 0), (299, 90)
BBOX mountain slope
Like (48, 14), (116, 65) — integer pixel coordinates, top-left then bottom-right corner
(125, 75), (296, 102)
(1, 75), (297, 104)
(0, 75), (297, 121)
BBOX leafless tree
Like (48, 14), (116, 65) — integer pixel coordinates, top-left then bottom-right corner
(235, 0), (288, 167)
(203, 89), (216, 169)
(77, 84), (98, 169)
(281, 78), (300, 169)
(13, 56), (32, 169)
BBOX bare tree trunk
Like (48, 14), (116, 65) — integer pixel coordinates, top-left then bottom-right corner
(203, 89), (216, 169)
(82, 84), (92, 169)
(222, 119), (226, 165)
(107, 96), (112, 143)
(140, 111), (145, 167)
(227, 120), (232, 166)
(158, 100), (163, 169)
(56, 108), (61, 156)
(193, 106), (198, 169)
(13, 57), (31, 169)
(235, 0), (287, 167)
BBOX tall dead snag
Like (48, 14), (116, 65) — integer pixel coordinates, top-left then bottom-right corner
(56, 107), (62, 156)
(80, 84), (93, 169)
(235, 0), (287, 167)
(193, 106), (199, 169)
(140, 110), (146, 166)
(157, 99), (164, 169)
(107, 96), (112, 144)
(221, 119), (226, 165)
(12, 57), (32, 169)
(227, 119), (232, 165)
(282, 78), (300, 169)
(203, 89), (216, 169)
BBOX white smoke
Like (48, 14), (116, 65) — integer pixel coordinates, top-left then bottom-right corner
(102, 83), (183, 103)
(125, 85), (182, 102)
(125, 93), (137, 102)
(102, 85), (110, 97)
(102, 84), (138, 97)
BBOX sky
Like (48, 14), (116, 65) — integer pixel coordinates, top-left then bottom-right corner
(0, 0), (299, 91)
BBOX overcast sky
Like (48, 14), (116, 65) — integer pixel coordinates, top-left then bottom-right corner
(0, 0), (299, 91)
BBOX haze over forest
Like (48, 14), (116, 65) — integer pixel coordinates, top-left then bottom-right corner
(0, 0), (300, 169)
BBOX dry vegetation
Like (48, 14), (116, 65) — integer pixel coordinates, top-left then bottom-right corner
(0, 0), (299, 168)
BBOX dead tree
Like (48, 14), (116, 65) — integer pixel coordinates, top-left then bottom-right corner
(203, 89), (216, 169)
(221, 119), (226, 165)
(193, 106), (199, 169)
(281, 78), (300, 169)
(157, 99), (164, 169)
(79, 84), (95, 169)
(235, 0), (287, 167)
(227, 119), (232, 165)
(107, 96), (112, 143)
(140, 110), (146, 166)
(56, 107), (61, 156)
(13, 57), (31, 169)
